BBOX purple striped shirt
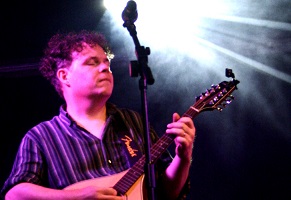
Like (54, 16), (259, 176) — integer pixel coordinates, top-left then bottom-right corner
(1, 103), (190, 199)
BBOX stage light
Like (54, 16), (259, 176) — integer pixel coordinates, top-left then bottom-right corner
(101, 0), (291, 84)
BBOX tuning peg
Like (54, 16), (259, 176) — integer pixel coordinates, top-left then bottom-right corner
(220, 102), (225, 106)
(208, 88), (215, 93)
(217, 107), (223, 112)
(218, 92), (224, 97)
(211, 84), (220, 89)
(222, 88), (228, 94)
(205, 92), (210, 97)
(226, 99), (232, 104)
(195, 95), (202, 101)
(225, 95), (235, 104)
(213, 96), (219, 102)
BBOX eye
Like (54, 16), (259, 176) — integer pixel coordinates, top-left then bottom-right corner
(85, 58), (99, 66)
(87, 62), (97, 66)
(104, 58), (110, 65)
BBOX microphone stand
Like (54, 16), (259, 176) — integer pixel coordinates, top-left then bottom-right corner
(123, 16), (156, 200)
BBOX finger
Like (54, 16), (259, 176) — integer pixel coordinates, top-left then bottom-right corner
(102, 188), (119, 195)
(166, 126), (185, 137)
(177, 117), (195, 129)
(172, 112), (180, 122)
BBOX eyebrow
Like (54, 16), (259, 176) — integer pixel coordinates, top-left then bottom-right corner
(83, 56), (109, 63)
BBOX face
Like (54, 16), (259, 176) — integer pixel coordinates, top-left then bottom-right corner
(61, 43), (114, 100)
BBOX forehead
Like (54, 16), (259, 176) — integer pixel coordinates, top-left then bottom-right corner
(71, 43), (106, 59)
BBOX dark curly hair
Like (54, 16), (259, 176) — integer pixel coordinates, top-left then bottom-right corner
(39, 30), (114, 99)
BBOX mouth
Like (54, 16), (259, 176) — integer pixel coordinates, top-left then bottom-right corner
(98, 78), (111, 83)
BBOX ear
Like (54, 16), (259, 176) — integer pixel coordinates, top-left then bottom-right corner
(57, 68), (70, 86)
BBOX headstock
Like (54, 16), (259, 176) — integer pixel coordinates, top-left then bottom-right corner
(195, 79), (239, 113)
(193, 68), (240, 114)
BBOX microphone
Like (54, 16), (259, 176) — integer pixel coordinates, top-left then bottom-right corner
(122, 0), (138, 23)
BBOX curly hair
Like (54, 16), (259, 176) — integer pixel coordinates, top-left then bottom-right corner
(39, 30), (114, 99)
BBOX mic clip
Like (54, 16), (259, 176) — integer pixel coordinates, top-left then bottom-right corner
(122, 0), (138, 25)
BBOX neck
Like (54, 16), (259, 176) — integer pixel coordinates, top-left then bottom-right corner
(67, 100), (106, 119)
(66, 101), (108, 139)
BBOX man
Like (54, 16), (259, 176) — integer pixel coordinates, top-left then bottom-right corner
(1, 30), (195, 200)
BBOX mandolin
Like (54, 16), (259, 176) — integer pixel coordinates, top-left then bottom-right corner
(65, 69), (240, 200)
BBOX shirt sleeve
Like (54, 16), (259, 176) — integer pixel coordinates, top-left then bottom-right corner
(0, 134), (46, 197)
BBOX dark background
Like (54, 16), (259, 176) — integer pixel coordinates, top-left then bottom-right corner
(0, 1), (290, 199)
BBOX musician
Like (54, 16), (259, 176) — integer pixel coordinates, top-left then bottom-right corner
(1, 30), (195, 200)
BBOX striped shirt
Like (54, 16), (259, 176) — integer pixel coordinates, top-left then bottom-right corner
(1, 103), (190, 199)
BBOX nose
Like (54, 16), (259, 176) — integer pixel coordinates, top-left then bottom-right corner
(99, 63), (112, 73)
